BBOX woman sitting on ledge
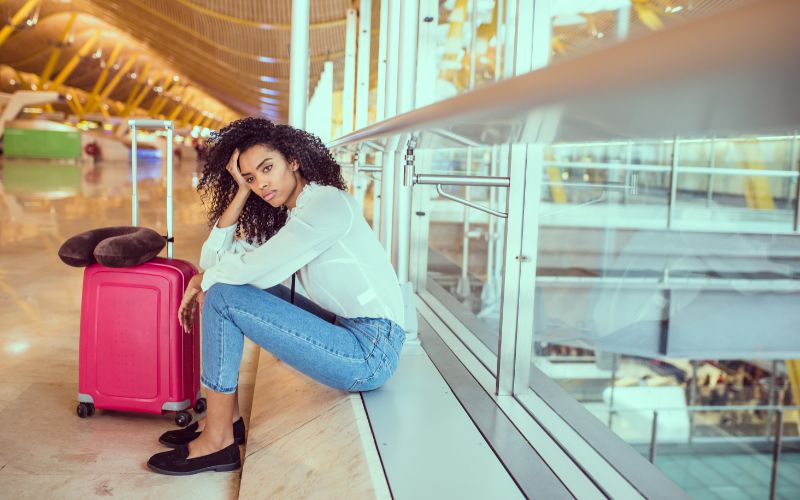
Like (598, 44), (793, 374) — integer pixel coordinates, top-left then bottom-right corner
(147, 117), (406, 476)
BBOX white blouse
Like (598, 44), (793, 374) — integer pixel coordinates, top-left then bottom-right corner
(199, 182), (406, 329)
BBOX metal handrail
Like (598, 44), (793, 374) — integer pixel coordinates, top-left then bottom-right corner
(326, 0), (800, 151)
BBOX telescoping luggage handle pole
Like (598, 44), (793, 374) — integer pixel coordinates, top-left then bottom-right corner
(129, 119), (174, 259)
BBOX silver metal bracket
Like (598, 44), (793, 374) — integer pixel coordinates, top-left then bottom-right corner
(435, 184), (509, 218)
(404, 136), (417, 187)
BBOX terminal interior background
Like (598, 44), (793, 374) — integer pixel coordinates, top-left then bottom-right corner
(0, 0), (798, 498)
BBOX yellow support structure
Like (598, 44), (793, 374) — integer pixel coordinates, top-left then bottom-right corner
(147, 75), (175, 115)
(123, 69), (160, 117)
(0, 0), (41, 49)
(85, 42), (123, 113)
(151, 81), (181, 117)
(91, 54), (139, 114)
(70, 91), (85, 120)
(47, 30), (102, 91)
(191, 113), (206, 128)
(168, 94), (193, 121)
(740, 140), (776, 210)
(787, 361), (800, 410)
(543, 151), (568, 203)
(546, 167), (568, 203)
(99, 103), (111, 122)
(181, 109), (200, 129)
(63, 94), (80, 117)
(39, 12), (78, 86)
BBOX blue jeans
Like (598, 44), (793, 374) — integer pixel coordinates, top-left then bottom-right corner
(200, 283), (406, 394)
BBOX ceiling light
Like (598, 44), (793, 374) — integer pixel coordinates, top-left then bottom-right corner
(260, 88), (280, 96)
(260, 76), (279, 83)
(258, 56), (278, 63)
(260, 97), (279, 104)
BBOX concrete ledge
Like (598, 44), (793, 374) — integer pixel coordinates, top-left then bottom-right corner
(238, 351), (390, 499)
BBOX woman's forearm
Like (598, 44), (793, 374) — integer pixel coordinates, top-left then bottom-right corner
(217, 189), (250, 228)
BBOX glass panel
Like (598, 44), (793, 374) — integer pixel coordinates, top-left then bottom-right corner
(673, 136), (799, 232)
(434, 0), (503, 100)
(550, 0), (751, 64)
(526, 133), (800, 497)
(424, 145), (507, 372)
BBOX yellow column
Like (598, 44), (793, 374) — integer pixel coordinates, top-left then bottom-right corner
(0, 0), (42, 49)
(47, 30), (102, 91)
(122, 68), (159, 117)
(92, 55), (139, 113)
(151, 81), (182, 117)
(39, 12), (78, 86)
(147, 75), (176, 115)
(127, 79), (158, 117)
(179, 108), (198, 128)
(70, 91), (86, 120)
(85, 42), (123, 113)
(168, 94), (193, 121)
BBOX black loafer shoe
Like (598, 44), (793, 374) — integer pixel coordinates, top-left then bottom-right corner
(159, 417), (246, 448)
(147, 442), (241, 475)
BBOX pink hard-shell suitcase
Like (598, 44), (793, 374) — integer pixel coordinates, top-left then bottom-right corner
(76, 119), (204, 426)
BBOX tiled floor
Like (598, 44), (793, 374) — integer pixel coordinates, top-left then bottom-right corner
(0, 157), (259, 498)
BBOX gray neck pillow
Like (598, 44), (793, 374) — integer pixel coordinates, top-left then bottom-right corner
(58, 226), (167, 268)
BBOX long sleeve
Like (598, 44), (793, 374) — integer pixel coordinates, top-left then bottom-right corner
(201, 185), (353, 291)
(198, 221), (257, 270)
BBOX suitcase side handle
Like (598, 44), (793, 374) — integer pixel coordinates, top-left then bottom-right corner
(129, 119), (174, 259)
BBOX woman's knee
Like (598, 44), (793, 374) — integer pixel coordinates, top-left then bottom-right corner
(204, 283), (233, 310)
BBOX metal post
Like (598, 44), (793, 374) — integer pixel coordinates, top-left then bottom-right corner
(616, 6), (630, 40)
(391, 0), (419, 283)
(706, 137), (717, 207)
(166, 122), (173, 258)
(355, 0), (372, 130)
(497, 0), (551, 397)
(791, 133), (800, 231)
(689, 360), (698, 443)
(668, 136), (680, 229)
(383, 0), (401, 119)
(289, 0), (310, 129)
(457, 160), (472, 301)
(649, 411), (659, 463)
(374, 0), (388, 123)
(342, 8), (357, 134)
(394, 136), (415, 282)
(416, 0), (438, 107)
(767, 360), (777, 438)
(769, 409), (784, 500)
(608, 353), (618, 429)
(468, 0), (478, 89)
(131, 123), (138, 226)
(378, 0), (400, 254)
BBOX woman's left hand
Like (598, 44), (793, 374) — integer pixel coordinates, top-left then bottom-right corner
(178, 273), (205, 334)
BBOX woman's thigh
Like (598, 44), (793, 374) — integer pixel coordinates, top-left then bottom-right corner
(204, 284), (379, 390)
(264, 284), (336, 324)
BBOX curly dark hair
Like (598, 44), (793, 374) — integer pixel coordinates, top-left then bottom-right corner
(197, 117), (346, 244)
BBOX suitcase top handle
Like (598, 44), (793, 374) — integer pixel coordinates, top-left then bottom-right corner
(130, 119), (174, 259)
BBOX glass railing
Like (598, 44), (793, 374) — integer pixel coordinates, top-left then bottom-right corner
(327, 1), (800, 497)
(602, 406), (800, 499)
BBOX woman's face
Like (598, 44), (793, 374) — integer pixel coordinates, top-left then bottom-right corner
(238, 144), (307, 209)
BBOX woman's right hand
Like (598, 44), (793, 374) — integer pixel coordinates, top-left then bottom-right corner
(226, 148), (248, 189)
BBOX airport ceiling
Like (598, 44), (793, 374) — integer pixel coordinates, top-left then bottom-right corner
(0, 0), (374, 126)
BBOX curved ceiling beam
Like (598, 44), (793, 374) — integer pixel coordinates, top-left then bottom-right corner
(173, 0), (346, 30)
(112, 0), (344, 63)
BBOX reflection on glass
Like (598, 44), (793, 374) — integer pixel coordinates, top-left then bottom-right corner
(425, 146), (506, 367)
(435, 0), (502, 101)
(529, 133), (800, 497)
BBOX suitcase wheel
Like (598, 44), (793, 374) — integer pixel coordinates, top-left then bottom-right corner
(194, 397), (207, 414)
(77, 402), (95, 418)
(175, 411), (192, 427)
